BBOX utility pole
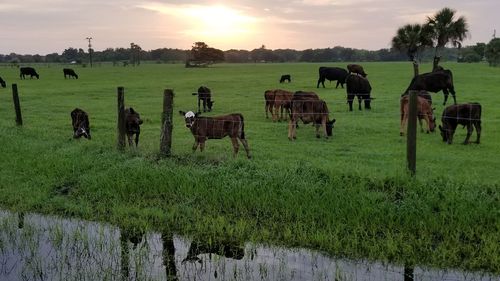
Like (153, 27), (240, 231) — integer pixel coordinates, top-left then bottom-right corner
(86, 37), (93, 68)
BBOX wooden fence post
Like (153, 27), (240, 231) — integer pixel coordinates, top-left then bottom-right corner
(160, 89), (174, 156)
(117, 87), (126, 150)
(407, 90), (418, 176)
(12, 84), (23, 126)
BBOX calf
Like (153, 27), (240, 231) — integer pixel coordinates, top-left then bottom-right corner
(400, 93), (436, 136)
(179, 111), (251, 158)
(63, 68), (78, 79)
(272, 89), (293, 122)
(279, 74), (291, 83)
(264, 89), (275, 119)
(347, 64), (367, 77)
(19, 67), (39, 79)
(71, 108), (91, 139)
(346, 74), (372, 111)
(317, 67), (348, 88)
(288, 91), (336, 140)
(0, 76), (5, 88)
(439, 103), (481, 145)
(192, 86), (213, 113)
(125, 107), (143, 147)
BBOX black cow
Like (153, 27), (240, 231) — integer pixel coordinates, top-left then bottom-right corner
(346, 74), (372, 111)
(125, 107), (143, 147)
(439, 103), (481, 145)
(347, 64), (367, 77)
(192, 86), (214, 113)
(404, 69), (456, 106)
(19, 67), (39, 79)
(317, 67), (348, 88)
(279, 74), (291, 83)
(182, 240), (244, 263)
(0, 76), (5, 88)
(71, 108), (91, 139)
(63, 68), (78, 79)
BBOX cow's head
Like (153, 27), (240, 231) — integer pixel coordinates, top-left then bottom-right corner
(179, 110), (199, 128)
(0, 80), (5, 88)
(74, 126), (90, 139)
(125, 107), (143, 134)
(439, 124), (453, 144)
(326, 119), (336, 137)
(207, 100), (214, 112)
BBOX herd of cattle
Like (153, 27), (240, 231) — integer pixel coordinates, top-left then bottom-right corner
(0, 63), (482, 158)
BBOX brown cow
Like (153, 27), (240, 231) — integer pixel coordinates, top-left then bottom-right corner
(439, 103), (481, 145)
(264, 89), (275, 119)
(347, 64), (367, 77)
(272, 89), (293, 122)
(125, 107), (143, 147)
(400, 93), (436, 136)
(288, 91), (335, 140)
(179, 111), (251, 158)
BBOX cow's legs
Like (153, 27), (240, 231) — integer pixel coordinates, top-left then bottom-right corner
(347, 94), (354, 111)
(230, 138), (239, 157)
(288, 118), (297, 140)
(315, 124), (321, 138)
(127, 134), (134, 147)
(280, 105), (284, 121)
(197, 98), (201, 113)
(192, 140), (199, 152)
(335, 81), (340, 88)
(358, 96), (362, 110)
(442, 89), (450, 106)
(135, 133), (140, 147)
(449, 87), (457, 105)
(474, 121), (481, 144)
(463, 124), (473, 144)
(199, 141), (205, 152)
(239, 138), (251, 159)
(400, 112), (408, 136)
(202, 98), (207, 112)
(265, 102), (270, 119)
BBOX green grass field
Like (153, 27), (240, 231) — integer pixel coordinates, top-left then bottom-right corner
(0, 62), (499, 273)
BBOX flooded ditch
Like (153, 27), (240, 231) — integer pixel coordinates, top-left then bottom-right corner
(0, 210), (498, 281)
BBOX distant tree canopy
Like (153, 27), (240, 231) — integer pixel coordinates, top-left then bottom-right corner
(187, 42), (225, 65)
(485, 38), (500, 66)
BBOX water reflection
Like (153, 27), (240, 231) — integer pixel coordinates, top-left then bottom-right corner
(0, 210), (498, 281)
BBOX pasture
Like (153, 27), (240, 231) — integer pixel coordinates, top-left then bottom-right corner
(0, 62), (499, 273)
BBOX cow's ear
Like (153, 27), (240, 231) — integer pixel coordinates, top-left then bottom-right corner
(129, 107), (136, 114)
(179, 111), (186, 116)
(331, 119), (336, 124)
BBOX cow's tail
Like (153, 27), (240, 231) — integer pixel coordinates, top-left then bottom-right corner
(238, 114), (246, 139)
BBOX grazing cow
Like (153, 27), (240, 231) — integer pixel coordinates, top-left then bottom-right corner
(19, 67), (39, 79)
(192, 86), (214, 113)
(404, 69), (456, 106)
(264, 89), (276, 119)
(317, 67), (348, 88)
(279, 74), (291, 83)
(288, 91), (336, 140)
(70, 108), (91, 139)
(439, 103), (481, 145)
(125, 107), (143, 147)
(347, 64), (367, 77)
(399, 94), (436, 136)
(346, 74), (372, 111)
(63, 68), (78, 79)
(272, 89), (293, 122)
(179, 111), (251, 158)
(0, 76), (6, 88)
(182, 240), (244, 263)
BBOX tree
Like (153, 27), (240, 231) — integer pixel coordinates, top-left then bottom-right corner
(391, 24), (433, 76)
(426, 7), (469, 70)
(188, 42), (224, 65)
(485, 38), (500, 66)
(130, 43), (142, 66)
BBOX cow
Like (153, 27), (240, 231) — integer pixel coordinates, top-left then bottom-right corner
(125, 107), (143, 147)
(346, 74), (372, 111)
(179, 111), (251, 158)
(272, 89), (293, 122)
(439, 103), (481, 145)
(399, 93), (436, 136)
(0, 76), (5, 88)
(347, 64), (367, 77)
(192, 86), (214, 113)
(403, 69), (456, 106)
(182, 240), (244, 263)
(63, 68), (78, 79)
(288, 91), (336, 140)
(317, 67), (348, 88)
(264, 89), (276, 119)
(279, 74), (291, 83)
(19, 67), (39, 79)
(70, 108), (91, 139)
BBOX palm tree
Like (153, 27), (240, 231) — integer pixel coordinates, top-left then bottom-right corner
(426, 7), (469, 70)
(391, 24), (433, 76)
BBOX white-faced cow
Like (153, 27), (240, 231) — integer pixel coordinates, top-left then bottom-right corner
(346, 74), (372, 111)
(191, 86), (214, 113)
(400, 93), (436, 136)
(264, 89), (276, 119)
(179, 111), (251, 158)
(125, 107), (143, 147)
(317, 67), (348, 88)
(288, 91), (336, 140)
(63, 68), (78, 79)
(439, 103), (481, 145)
(0, 76), (6, 88)
(20, 67), (39, 79)
(71, 108), (91, 139)
(404, 69), (456, 106)
(347, 64), (367, 77)
(279, 74), (291, 83)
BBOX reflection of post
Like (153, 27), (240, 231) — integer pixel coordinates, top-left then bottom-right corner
(120, 231), (130, 280)
(17, 212), (24, 229)
(161, 232), (178, 280)
(403, 265), (414, 281)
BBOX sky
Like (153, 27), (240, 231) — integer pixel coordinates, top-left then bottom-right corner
(0, 0), (497, 55)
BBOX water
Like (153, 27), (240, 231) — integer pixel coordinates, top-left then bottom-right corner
(0, 210), (498, 281)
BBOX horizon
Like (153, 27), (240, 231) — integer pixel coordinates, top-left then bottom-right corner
(1, 0), (497, 55)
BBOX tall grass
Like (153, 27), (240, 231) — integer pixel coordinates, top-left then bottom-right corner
(0, 62), (499, 273)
